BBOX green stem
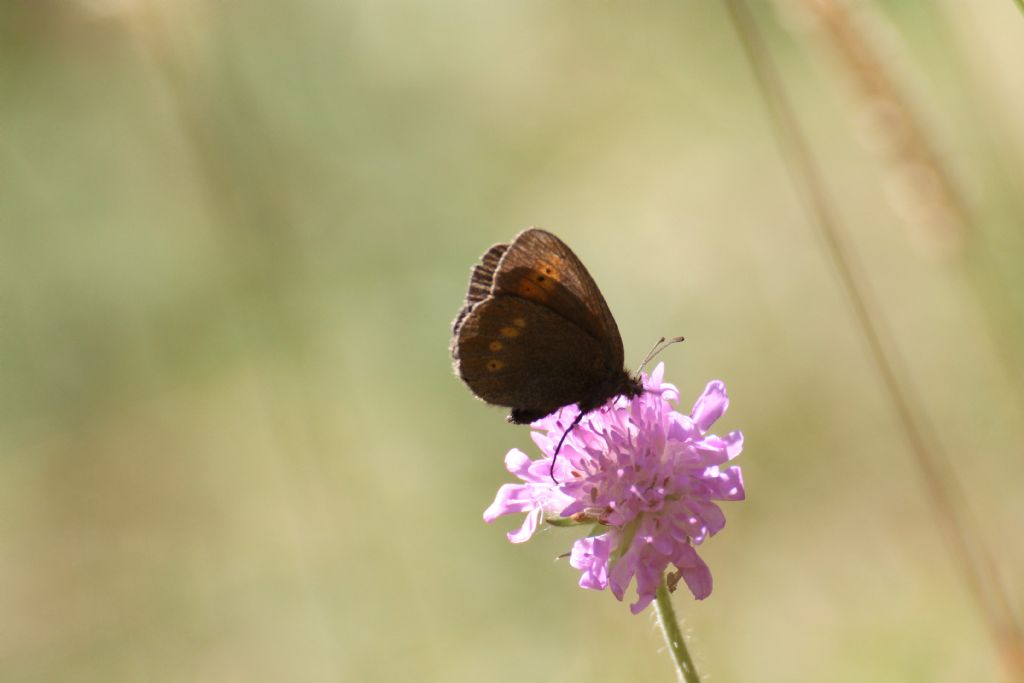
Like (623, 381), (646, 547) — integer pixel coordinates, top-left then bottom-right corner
(654, 574), (701, 683)
(1014, 0), (1024, 18)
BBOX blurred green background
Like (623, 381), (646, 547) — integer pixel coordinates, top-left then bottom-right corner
(2, 1), (1023, 681)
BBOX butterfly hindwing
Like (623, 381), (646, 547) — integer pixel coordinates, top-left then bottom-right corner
(454, 295), (605, 414)
(451, 228), (642, 425)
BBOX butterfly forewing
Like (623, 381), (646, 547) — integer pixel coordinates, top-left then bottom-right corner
(452, 228), (640, 425)
(452, 243), (508, 339)
(490, 229), (624, 369)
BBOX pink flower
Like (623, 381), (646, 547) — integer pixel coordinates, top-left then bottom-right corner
(483, 363), (744, 613)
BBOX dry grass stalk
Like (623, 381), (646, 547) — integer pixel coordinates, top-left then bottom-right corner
(787, 0), (1024, 412)
(790, 0), (969, 260)
(723, 1), (1024, 679)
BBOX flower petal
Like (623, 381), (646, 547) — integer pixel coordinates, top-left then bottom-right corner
(715, 466), (745, 501)
(483, 483), (535, 522)
(507, 508), (541, 543)
(691, 440), (731, 467)
(571, 534), (612, 590)
(720, 430), (744, 460)
(675, 545), (713, 600)
(667, 412), (699, 442)
(691, 380), (729, 433)
(608, 547), (638, 602)
(686, 500), (726, 537)
(630, 559), (664, 614)
(650, 362), (665, 387)
(504, 449), (534, 479)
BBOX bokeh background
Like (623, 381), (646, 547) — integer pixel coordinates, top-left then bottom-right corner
(2, 1), (1023, 681)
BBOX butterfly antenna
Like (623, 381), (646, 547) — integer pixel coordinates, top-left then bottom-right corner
(635, 335), (685, 377)
(549, 411), (585, 484)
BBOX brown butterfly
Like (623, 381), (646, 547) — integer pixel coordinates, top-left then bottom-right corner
(452, 230), (680, 469)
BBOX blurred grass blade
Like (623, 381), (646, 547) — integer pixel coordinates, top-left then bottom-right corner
(720, 0), (1024, 679)
(786, 0), (1024, 427)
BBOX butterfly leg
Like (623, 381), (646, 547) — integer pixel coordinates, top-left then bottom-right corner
(549, 411), (585, 484)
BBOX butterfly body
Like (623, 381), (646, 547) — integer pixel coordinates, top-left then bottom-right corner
(451, 228), (642, 424)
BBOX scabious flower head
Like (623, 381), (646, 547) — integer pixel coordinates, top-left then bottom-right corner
(483, 363), (744, 614)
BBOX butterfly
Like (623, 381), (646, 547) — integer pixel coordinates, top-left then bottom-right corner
(451, 228), (680, 474)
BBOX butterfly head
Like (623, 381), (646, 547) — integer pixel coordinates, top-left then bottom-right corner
(576, 369), (643, 416)
(622, 374), (645, 401)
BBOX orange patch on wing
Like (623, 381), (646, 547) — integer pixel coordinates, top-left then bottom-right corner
(537, 261), (561, 282)
(531, 268), (557, 291)
(500, 326), (520, 338)
(488, 340), (503, 351)
(517, 277), (549, 301)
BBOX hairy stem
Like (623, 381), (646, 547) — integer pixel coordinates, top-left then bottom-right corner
(654, 574), (701, 683)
